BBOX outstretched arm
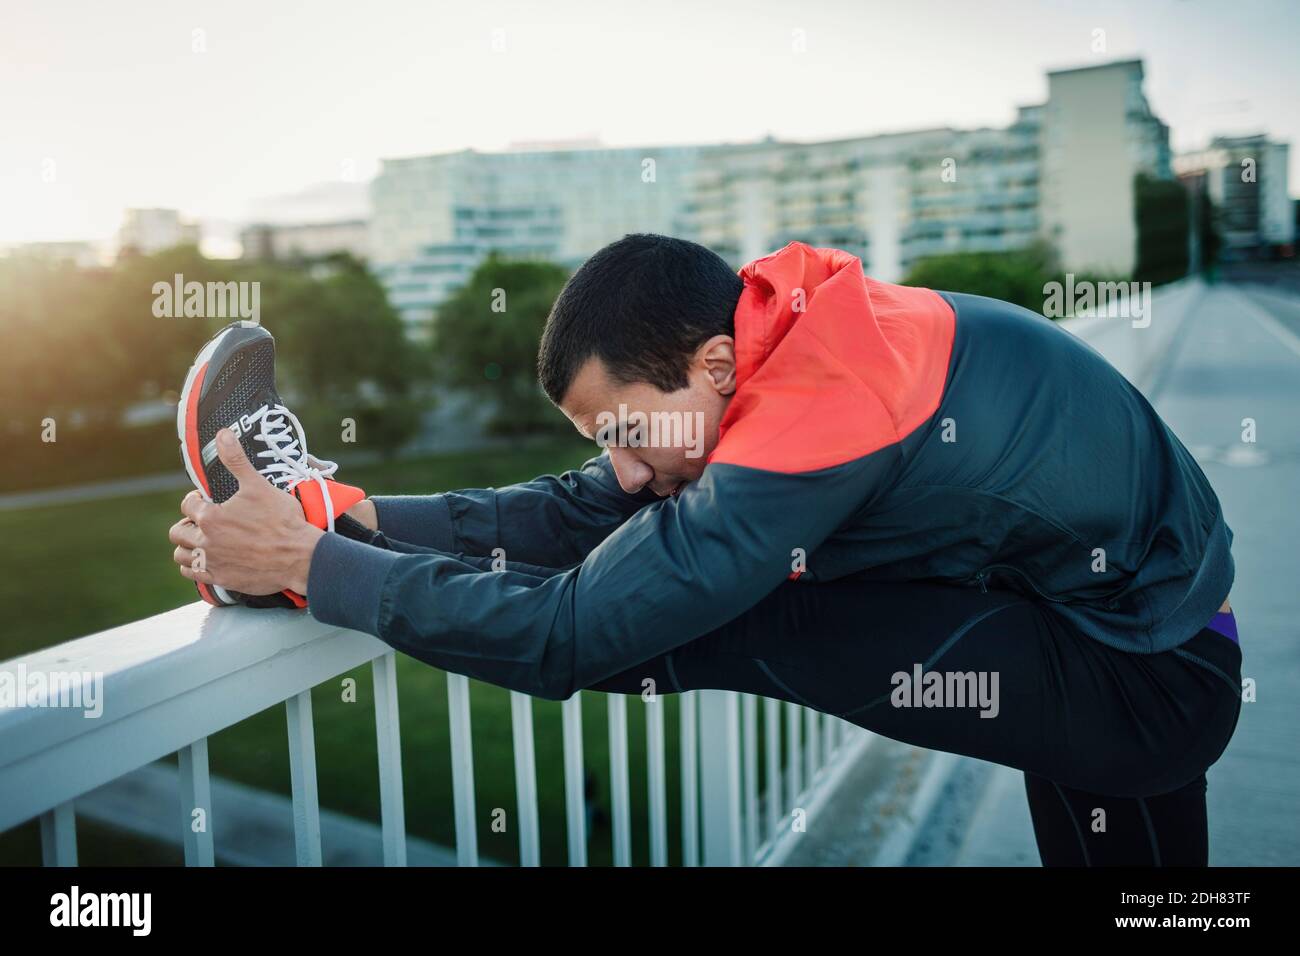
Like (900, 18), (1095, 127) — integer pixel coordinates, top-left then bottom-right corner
(172, 429), (897, 701)
(351, 450), (660, 568)
(304, 451), (895, 700)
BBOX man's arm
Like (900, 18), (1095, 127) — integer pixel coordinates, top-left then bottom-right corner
(305, 450), (897, 700)
(356, 451), (660, 568)
(334, 511), (568, 578)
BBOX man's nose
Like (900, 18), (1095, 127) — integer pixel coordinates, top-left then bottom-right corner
(607, 446), (653, 494)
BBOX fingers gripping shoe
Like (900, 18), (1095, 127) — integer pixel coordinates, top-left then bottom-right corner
(177, 321), (365, 608)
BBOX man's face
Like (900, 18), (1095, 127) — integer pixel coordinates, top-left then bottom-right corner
(559, 336), (736, 497)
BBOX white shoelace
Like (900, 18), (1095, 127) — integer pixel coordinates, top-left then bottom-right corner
(244, 404), (339, 532)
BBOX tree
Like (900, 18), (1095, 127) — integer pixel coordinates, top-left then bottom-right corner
(433, 252), (572, 435)
(257, 253), (429, 458)
(1134, 173), (1191, 286)
(1192, 179), (1223, 280)
(0, 248), (428, 492)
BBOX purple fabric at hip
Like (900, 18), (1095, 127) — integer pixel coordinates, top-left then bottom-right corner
(1205, 611), (1238, 645)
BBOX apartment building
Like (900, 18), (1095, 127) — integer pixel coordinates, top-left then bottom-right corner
(370, 59), (1176, 335)
(1176, 134), (1295, 257)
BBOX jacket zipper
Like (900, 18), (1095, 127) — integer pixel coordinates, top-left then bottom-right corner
(978, 564), (1070, 604)
(975, 564), (1124, 610)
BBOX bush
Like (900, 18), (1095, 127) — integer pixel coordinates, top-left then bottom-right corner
(902, 242), (1130, 317)
(901, 242), (1062, 313)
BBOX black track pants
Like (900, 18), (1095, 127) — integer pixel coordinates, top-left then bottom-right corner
(584, 578), (1244, 867)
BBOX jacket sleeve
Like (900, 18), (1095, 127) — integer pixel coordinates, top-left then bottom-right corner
(366, 450), (660, 567)
(334, 511), (569, 578)
(306, 450), (898, 700)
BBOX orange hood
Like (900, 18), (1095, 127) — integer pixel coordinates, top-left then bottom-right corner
(709, 241), (955, 474)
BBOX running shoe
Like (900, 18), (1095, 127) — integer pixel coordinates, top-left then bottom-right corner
(177, 320), (366, 608)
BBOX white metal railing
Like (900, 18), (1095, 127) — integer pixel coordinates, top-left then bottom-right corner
(0, 599), (867, 867)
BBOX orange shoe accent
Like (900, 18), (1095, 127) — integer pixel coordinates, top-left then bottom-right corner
(185, 362), (211, 496)
(279, 479), (364, 609)
(196, 581), (223, 606)
(293, 479), (366, 529)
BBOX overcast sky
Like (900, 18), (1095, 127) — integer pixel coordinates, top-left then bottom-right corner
(2, 0), (1295, 245)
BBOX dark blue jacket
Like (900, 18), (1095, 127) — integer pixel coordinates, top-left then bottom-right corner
(307, 242), (1234, 699)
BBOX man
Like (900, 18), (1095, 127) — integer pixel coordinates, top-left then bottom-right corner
(170, 234), (1242, 866)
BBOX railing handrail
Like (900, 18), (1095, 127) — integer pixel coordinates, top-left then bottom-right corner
(1, 598), (864, 865)
(0, 603), (387, 833)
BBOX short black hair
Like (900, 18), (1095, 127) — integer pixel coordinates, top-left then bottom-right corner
(538, 233), (743, 404)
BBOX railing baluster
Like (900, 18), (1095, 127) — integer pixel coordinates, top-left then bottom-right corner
(765, 697), (781, 839)
(561, 694), (587, 866)
(285, 690), (322, 866)
(39, 802), (77, 867)
(645, 689), (667, 866)
(510, 691), (540, 866)
(822, 710), (836, 765)
(805, 708), (820, 782)
(607, 694), (631, 866)
(741, 694), (758, 863)
(178, 738), (214, 866)
(446, 673), (478, 866)
(679, 690), (699, 867)
(785, 701), (802, 810)
(371, 653), (407, 867)
(698, 689), (742, 865)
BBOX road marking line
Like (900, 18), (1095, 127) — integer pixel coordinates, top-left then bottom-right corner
(1236, 289), (1300, 361)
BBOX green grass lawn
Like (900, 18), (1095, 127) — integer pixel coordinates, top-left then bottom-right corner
(0, 436), (702, 867)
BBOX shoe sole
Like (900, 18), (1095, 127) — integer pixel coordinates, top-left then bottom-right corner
(176, 320), (263, 608)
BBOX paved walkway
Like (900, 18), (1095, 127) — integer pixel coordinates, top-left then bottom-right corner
(0, 472), (193, 512)
(74, 760), (496, 866)
(0, 433), (524, 512)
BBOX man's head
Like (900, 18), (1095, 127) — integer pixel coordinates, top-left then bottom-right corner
(538, 234), (743, 497)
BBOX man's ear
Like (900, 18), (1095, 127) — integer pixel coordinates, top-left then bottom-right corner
(698, 335), (737, 396)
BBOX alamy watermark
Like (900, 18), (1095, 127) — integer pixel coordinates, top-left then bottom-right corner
(891, 663), (999, 718)
(594, 404), (706, 458)
(50, 886), (150, 935)
(1042, 274), (1151, 328)
(1, 665), (103, 718)
(152, 273), (260, 323)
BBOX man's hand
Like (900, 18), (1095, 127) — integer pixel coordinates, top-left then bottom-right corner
(169, 428), (324, 597)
